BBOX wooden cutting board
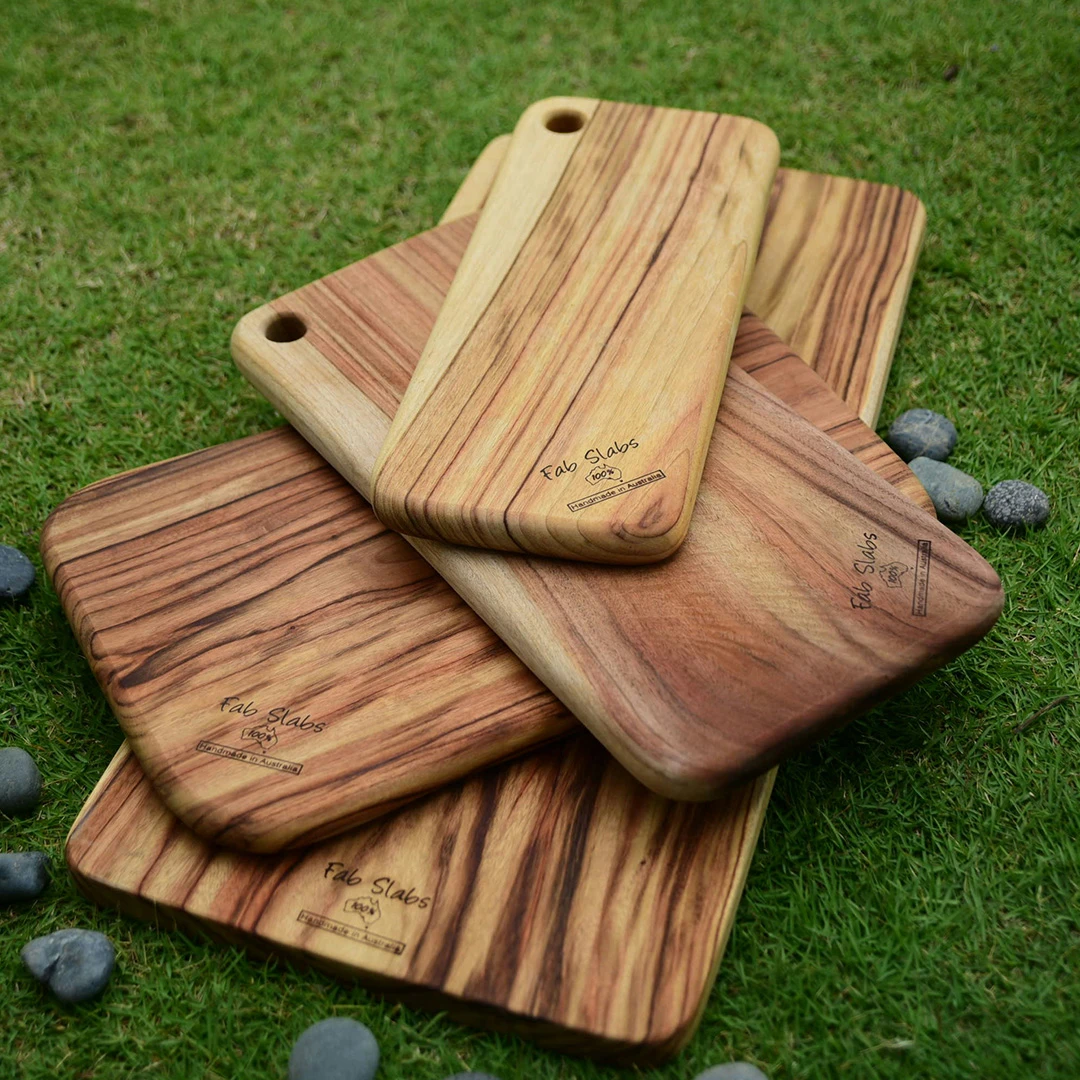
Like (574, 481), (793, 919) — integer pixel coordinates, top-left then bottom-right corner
(233, 221), (1002, 805)
(370, 98), (780, 564)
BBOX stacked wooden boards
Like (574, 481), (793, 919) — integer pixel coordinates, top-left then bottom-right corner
(65, 329), (934, 1065)
(63, 140), (997, 1061)
(370, 98), (781, 564)
(233, 220), (1002, 803)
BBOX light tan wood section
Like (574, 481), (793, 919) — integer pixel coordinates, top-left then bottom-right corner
(747, 168), (927, 426)
(234, 215), (1001, 801)
(370, 98), (781, 564)
(439, 134), (511, 225)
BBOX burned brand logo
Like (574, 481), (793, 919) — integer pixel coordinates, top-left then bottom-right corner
(585, 464), (622, 486)
(878, 561), (911, 589)
(219, 696), (326, 753)
(343, 896), (381, 927)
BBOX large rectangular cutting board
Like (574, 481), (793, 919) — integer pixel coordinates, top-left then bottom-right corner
(66, 350), (927, 1060)
(370, 98), (780, 564)
(234, 210), (1002, 804)
(43, 143), (931, 854)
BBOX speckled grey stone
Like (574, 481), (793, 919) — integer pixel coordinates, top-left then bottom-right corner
(288, 1017), (379, 1080)
(0, 544), (35, 601)
(0, 851), (50, 902)
(443, 1074), (503, 1079)
(21, 928), (115, 1003)
(0, 748), (42, 814)
(909, 457), (984, 524)
(693, 1064), (770, 1080)
(886, 409), (958, 462)
(983, 480), (1051, 529)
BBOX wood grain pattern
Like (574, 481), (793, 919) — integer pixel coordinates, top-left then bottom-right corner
(41, 430), (574, 852)
(40, 317), (930, 854)
(465, 140), (927, 429)
(62, 347), (929, 1060)
(68, 738), (773, 1064)
(747, 168), (927, 426)
(233, 217), (1001, 801)
(63, 152), (939, 1061)
(370, 98), (781, 564)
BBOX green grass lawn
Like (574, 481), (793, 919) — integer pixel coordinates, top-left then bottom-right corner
(2, 1), (1078, 1077)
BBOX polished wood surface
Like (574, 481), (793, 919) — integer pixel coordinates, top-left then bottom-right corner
(234, 217), (1000, 800)
(461, 141), (928, 429)
(63, 355), (933, 1060)
(67, 739), (772, 1064)
(748, 167), (927, 425)
(64, 149), (949, 1060)
(40, 316), (931, 853)
(371, 98), (781, 564)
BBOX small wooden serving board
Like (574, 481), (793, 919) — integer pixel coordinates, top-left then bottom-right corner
(370, 97), (781, 564)
(65, 360), (928, 1062)
(234, 217), (1002, 803)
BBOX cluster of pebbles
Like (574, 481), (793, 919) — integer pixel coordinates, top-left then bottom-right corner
(286, 1017), (769, 1080)
(886, 409), (1051, 528)
(2, 544), (117, 1004)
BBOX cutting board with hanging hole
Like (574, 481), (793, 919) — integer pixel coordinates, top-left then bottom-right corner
(232, 200), (1001, 807)
(43, 313), (936, 852)
(370, 97), (781, 565)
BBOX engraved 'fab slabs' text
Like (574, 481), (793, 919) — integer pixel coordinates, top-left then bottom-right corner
(295, 861), (435, 957)
(846, 532), (931, 616)
(193, 695), (327, 775)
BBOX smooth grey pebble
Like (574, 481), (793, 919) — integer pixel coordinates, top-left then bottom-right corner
(694, 1064), (770, 1080)
(288, 1017), (379, 1080)
(21, 928), (116, 1003)
(0, 544), (35, 601)
(886, 408), (958, 462)
(0, 747), (43, 814)
(909, 457), (984, 524)
(0, 851), (50, 902)
(983, 480), (1050, 529)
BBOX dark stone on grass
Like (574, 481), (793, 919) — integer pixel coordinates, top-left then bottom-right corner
(444, 1074), (503, 1079)
(983, 480), (1050, 529)
(909, 457), (984, 524)
(886, 409), (958, 462)
(694, 1064), (770, 1080)
(0, 544), (35, 601)
(0, 851), (50, 902)
(288, 1017), (379, 1080)
(0, 748), (42, 814)
(21, 928), (115, 1003)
